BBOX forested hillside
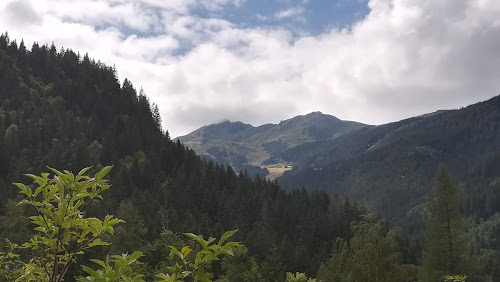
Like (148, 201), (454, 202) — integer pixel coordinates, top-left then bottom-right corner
(280, 97), (500, 231)
(0, 33), (374, 280)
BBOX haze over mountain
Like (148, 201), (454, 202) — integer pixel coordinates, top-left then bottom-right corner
(177, 112), (366, 178)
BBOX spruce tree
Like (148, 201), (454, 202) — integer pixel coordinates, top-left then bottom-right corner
(420, 165), (467, 281)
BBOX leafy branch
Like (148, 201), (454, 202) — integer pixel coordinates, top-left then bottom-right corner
(3, 166), (123, 281)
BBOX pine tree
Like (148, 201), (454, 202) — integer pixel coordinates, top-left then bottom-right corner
(420, 165), (467, 281)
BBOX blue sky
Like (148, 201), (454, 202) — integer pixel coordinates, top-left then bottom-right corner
(1, 0), (500, 137)
(197, 0), (370, 34)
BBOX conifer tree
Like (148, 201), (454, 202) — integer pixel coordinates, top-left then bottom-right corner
(420, 165), (467, 281)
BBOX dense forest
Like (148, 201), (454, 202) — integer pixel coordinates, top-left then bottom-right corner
(0, 33), (499, 281)
(280, 98), (500, 232)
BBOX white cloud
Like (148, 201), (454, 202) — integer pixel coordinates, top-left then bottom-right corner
(274, 6), (305, 20)
(1, 0), (500, 138)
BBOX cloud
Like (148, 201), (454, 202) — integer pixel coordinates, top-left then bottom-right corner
(5, 0), (42, 26)
(274, 6), (305, 20)
(1, 0), (500, 138)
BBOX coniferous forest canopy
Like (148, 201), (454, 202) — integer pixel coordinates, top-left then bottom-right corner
(0, 33), (499, 281)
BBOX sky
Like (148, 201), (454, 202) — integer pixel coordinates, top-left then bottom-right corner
(1, 0), (500, 138)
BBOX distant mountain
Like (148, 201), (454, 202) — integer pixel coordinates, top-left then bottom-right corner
(279, 96), (500, 232)
(177, 112), (367, 178)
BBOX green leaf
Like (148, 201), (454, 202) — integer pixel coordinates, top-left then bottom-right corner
(34, 185), (45, 197)
(76, 166), (92, 180)
(81, 265), (100, 276)
(184, 233), (208, 249)
(181, 246), (192, 257)
(24, 173), (45, 186)
(88, 238), (110, 247)
(127, 251), (144, 262)
(70, 192), (89, 205)
(17, 199), (31, 206)
(13, 183), (32, 197)
(47, 166), (65, 177)
(90, 259), (108, 269)
(95, 166), (113, 181)
(169, 246), (183, 259)
(218, 230), (238, 246)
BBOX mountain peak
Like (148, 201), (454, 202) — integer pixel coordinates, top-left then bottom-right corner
(178, 112), (368, 178)
(304, 111), (339, 120)
(306, 111), (324, 116)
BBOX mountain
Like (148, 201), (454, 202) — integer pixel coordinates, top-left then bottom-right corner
(177, 112), (367, 178)
(0, 34), (371, 279)
(279, 96), (500, 232)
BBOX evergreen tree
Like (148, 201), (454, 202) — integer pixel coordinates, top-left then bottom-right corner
(317, 213), (416, 282)
(110, 201), (148, 255)
(0, 199), (31, 247)
(216, 247), (261, 282)
(420, 165), (468, 281)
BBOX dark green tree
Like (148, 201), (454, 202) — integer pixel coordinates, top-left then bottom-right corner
(216, 246), (261, 282)
(317, 214), (416, 282)
(110, 201), (148, 255)
(0, 199), (31, 247)
(419, 165), (468, 281)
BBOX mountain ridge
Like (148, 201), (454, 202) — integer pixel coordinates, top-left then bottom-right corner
(279, 95), (500, 231)
(177, 112), (367, 177)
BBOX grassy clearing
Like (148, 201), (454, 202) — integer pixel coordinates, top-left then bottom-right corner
(264, 164), (293, 180)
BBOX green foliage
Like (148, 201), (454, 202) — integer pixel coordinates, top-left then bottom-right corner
(443, 274), (467, 281)
(317, 213), (417, 282)
(317, 239), (350, 282)
(285, 272), (317, 282)
(420, 165), (469, 281)
(0, 244), (23, 280)
(215, 246), (261, 282)
(0, 166), (123, 281)
(157, 230), (242, 282)
(110, 201), (148, 255)
(153, 230), (186, 270)
(0, 199), (31, 247)
(464, 212), (500, 280)
(0, 165), (247, 282)
(79, 251), (145, 281)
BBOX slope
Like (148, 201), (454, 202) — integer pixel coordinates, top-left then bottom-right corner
(280, 97), (500, 231)
(177, 111), (366, 177)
